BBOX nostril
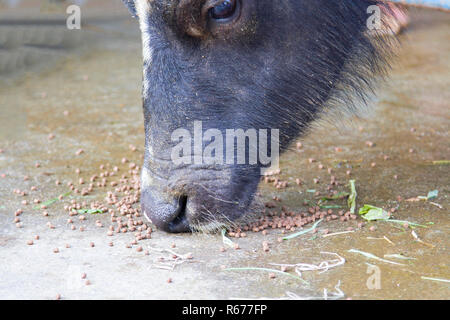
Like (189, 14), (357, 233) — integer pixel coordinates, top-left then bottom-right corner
(141, 189), (191, 233)
(167, 195), (190, 233)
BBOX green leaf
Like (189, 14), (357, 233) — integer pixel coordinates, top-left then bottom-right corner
(358, 204), (390, 221)
(426, 190), (438, 200)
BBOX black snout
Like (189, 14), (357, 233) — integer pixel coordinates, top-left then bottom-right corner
(141, 188), (190, 233)
(140, 166), (261, 233)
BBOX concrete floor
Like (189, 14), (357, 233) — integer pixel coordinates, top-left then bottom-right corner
(0, 3), (449, 299)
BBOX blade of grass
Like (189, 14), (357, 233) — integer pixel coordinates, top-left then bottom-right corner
(224, 267), (308, 284)
(384, 254), (416, 260)
(33, 191), (71, 210)
(432, 160), (450, 165)
(421, 276), (450, 283)
(283, 219), (322, 240)
(319, 191), (350, 202)
(72, 208), (104, 215)
(348, 180), (357, 214)
(319, 205), (344, 209)
(221, 228), (236, 248)
(348, 249), (405, 266)
(381, 219), (430, 228)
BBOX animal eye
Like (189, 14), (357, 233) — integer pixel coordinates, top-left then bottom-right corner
(209, 0), (237, 20)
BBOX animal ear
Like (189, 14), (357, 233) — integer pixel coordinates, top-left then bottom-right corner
(122, 0), (138, 18)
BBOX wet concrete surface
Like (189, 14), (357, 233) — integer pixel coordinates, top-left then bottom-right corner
(0, 4), (449, 299)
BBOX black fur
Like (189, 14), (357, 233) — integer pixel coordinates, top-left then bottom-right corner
(122, 0), (137, 18)
(122, 0), (397, 232)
